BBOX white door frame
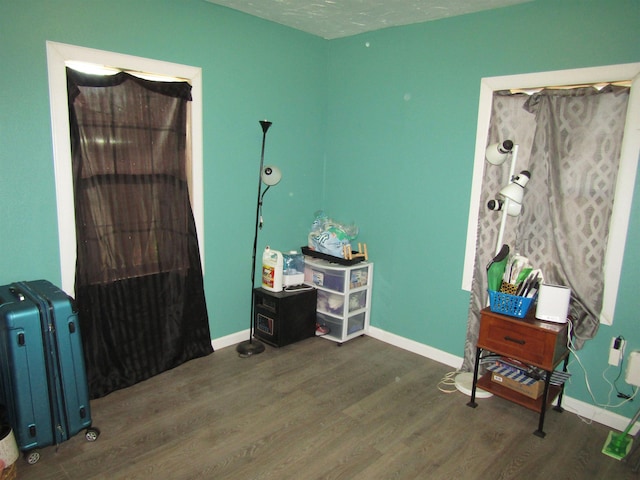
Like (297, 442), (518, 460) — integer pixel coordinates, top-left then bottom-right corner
(46, 41), (204, 295)
(462, 63), (640, 325)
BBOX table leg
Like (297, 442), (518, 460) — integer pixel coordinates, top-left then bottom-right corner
(553, 355), (570, 413)
(467, 347), (481, 408)
(533, 370), (552, 438)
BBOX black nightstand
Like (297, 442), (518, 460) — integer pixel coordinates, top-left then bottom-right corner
(253, 287), (317, 347)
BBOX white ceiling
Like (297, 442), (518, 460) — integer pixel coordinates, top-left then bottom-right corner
(205, 0), (532, 39)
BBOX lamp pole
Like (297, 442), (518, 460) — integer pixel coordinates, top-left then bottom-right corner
(494, 144), (518, 255)
(236, 120), (272, 357)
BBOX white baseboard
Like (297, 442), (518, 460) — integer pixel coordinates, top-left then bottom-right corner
(211, 330), (250, 351)
(561, 395), (639, 435)
(366, 326), (464, 370)
(213, 326), (638, 434)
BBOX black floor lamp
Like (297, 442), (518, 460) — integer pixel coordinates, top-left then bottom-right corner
(236, 120), (282, 358)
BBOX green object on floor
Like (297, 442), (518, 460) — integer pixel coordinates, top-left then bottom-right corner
(601, 405), (640, 461)
(602, 430), (633, 460)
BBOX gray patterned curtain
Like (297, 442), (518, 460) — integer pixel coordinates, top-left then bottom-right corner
(462, 85), (630, 371)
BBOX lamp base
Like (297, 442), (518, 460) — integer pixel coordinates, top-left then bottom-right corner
(454, 372), (493, 398)
(236, 338), (266, 357)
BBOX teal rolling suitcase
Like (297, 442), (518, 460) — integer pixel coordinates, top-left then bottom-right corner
(0, 280), (99, 464)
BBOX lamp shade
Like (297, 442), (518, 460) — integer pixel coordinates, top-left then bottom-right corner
(487, 197), (522, 216)
(262, 165), (282, 186)
(499, 182), (524, 204)
(499, 170), (530, 203)
(505, 201), (522, 217)
(485, 140), (514, 165)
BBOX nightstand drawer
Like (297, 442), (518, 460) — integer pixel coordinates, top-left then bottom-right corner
(479, 317), (548, 366)
(478, 309), (568, 370)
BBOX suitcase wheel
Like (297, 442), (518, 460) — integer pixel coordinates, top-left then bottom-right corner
(85, 427), (100, 442)
(24, 450), (41, 465)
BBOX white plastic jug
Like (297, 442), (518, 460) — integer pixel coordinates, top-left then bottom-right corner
(262, 246), (283, 292)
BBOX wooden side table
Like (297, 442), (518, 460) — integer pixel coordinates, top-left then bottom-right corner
(467, 307), (570, 437)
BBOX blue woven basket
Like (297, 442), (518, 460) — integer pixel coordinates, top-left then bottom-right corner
(488, 290), (535, 318)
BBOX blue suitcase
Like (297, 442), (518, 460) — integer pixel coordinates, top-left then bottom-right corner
(0, 280), (99, 464)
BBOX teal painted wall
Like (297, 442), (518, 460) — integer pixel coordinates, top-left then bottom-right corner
(0, 0), (327, 338)
(1, 0), (639, 420)
(325, 0), (640, 419)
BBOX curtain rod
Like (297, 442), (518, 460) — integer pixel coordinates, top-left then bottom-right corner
(509, 80), (631, 96)
(66, 61), (189, 83)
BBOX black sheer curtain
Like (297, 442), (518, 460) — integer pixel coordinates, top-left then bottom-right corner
(67, 68), (213, 398)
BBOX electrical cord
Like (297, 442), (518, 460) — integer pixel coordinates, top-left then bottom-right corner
(438, 370), (462, 393)
(438, 355), (504, 394)
(611, 337), (635, 399)
(565, 317), (638, 412)
(283, 285), (315, 292)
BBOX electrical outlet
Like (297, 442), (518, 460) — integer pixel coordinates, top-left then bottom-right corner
(608, 336), (626, 367)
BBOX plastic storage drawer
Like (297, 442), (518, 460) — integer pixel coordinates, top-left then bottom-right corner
(349, 267), (369, 289)
(304, 264), (345, 292)
(347, 312), (366, 335)
(316, 312), (343, 335)
(348, 290), (367, 312)
(317, 290), (345, 316)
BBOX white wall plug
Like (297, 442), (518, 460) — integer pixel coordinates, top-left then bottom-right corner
(608, 336), (626, 367)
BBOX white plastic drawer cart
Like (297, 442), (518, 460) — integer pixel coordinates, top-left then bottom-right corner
(304, 257), (373, 345)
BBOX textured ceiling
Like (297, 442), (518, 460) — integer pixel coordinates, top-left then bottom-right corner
(206, 0), (532, 39)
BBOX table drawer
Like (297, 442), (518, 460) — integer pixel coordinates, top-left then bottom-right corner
(478, 311), (568, 370)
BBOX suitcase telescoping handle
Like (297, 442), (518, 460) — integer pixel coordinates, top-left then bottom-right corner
(8, 286), (25, 302)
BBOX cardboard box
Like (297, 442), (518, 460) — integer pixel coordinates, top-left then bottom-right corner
(491, 372), (545, 399)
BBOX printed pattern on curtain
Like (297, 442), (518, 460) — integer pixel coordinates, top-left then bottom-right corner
(462, 92), (535, 371)
(67, 68), (213, 398)
(462, 86), (630, 372)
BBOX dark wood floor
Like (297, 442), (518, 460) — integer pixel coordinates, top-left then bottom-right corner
(13, 335), (639, 479)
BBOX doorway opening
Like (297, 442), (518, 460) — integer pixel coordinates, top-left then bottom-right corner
(46, 41), (205, 295)
(462, 63), (640, 326)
